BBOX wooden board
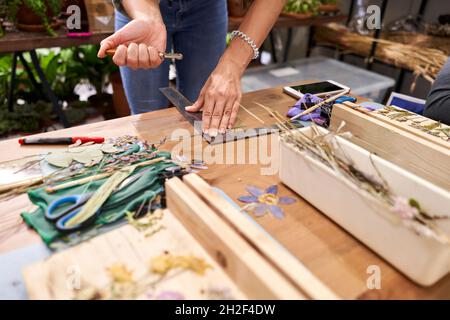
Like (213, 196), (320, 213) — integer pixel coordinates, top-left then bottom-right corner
(330, 103), (450, 191)
(165, 177), (305, 299)
(343, 101), (449, 149)
(23, 209), (247, 300)
(183, 173), (338, 300)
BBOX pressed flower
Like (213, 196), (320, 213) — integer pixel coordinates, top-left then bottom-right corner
(150, 254), (212, 276)
(107, 263), (134, 283)
(156, 291), (185, 300)
(392, 197), (418, 220)
(238, 184), (296, 219)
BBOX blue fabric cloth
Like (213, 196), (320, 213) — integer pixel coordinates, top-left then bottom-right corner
(390, 96), (425, 115)
(115, 0), (228, 114)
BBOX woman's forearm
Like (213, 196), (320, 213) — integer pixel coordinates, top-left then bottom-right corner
(221, 0), (287, 75)
(122, 0), (163, 22)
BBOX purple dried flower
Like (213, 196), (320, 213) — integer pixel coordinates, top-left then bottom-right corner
(294, 93), (323, 108)
(288, 94), (323, 119)
(156, 291), (185, 300)
(287, 107), (302, 118)
(238, 185), (296, 219)
(299, 110), (322, 122)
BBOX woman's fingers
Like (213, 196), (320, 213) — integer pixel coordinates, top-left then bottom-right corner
(185, 94), (205, 112)
(186, 82), (207, 112)
(109, 43), (162, 69)
(219, 102), (234, 134)
(98, 40), (111, 58)
(126, 43), (139, 69)
(138, 44), (150, 68)
(208, 99), (226, 137)
(98, 33), (121, 58)
(112, 45), (128, 66)
(202, 94), (215, 134)
(148, 46), (163, 68)
(228, 101), (241, 129)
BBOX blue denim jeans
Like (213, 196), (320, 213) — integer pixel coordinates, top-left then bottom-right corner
(115, 0), (228, 114)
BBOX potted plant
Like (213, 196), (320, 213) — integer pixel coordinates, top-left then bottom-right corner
(319, 0), (339, 14)
(8, 0), (61, 35)
(282, 0), (320, 19)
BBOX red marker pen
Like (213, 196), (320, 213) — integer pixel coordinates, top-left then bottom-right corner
(19, 137), (105, 145)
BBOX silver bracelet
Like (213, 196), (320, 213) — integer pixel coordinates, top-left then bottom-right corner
(230, 30), (260, 60)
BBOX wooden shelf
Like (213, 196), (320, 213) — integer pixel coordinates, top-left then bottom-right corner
(0, 14), (347, 54)
(228, 14), (347, 31)
(0, 28), (112, 53)
(314, 24), (447, 78)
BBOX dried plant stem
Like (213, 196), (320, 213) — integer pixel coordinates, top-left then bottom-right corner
(252, 102), (292, 131)
(65, 166), (137, 227)
(0, 177), (44, 194)
(46, 157), (166, 193)
(239, 104), (266, 125)
(315, 23), (448, 85)
(46, 172), (113, 193)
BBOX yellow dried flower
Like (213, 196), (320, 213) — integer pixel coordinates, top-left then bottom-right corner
(149, 254), (212, 276)
(107, 263), (134, 283)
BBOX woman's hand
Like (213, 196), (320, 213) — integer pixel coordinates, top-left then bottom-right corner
(186, 60), (243, 136)
(185, 0), (287, 136)
(97, 18), (167, 69)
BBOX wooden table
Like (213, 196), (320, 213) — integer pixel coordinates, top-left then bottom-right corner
(1, 85), (450, 300)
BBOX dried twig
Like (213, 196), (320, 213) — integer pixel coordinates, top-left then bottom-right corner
(239, 104), (266, 125)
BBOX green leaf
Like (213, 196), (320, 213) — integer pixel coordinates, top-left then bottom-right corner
(409, 199), (421, 211)
(44, 54), (59, 85)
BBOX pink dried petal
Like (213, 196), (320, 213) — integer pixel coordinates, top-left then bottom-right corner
(392, 197), (418, 220)
(156, 291), (185, 300)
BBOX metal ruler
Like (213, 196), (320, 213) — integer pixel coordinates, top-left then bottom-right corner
(160, 87), (301, 145)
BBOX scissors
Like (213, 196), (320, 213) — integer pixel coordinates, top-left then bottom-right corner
(46, 167), (154, 232)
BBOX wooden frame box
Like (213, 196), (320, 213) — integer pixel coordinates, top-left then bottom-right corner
(279, 127), (450, 286)
(330, 103), (450, 190)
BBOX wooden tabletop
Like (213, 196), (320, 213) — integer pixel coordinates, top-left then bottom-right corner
(1, 85), (449, 300)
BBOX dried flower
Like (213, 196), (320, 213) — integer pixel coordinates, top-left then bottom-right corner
(107, 263), (134, 283)
(156, 291), (185, 300)
(392, 197), (418, 220)
(238, 185), (296, 219)
(150, 254), (212, 276)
